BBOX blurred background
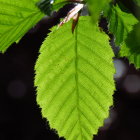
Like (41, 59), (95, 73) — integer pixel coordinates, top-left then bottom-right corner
(0, 0), (140, 140)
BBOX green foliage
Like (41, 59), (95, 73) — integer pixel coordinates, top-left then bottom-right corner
(120, 22), (140, 68)
(104, 4), (138, 46)
(87, 0), (111, 23)
(35, 16), (115, 140)
(38, 0), (70, 13)
(0, 0), (44, 52)
(0, 0), (140, 140)
(52, 0), (71, 11)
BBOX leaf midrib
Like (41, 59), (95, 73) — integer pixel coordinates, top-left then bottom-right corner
(74, 25), (83, 140)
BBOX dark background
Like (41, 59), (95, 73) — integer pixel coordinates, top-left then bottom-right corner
(0, 1), (140, 140)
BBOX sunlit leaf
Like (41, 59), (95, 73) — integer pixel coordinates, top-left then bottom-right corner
(35, 16), (115, 140)
(104, 4), (138, 46)
(0, 0), (44, 52)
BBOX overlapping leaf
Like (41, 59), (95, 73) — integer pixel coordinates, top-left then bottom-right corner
(35, 16), (115, 140)
(0, 0), (44, 52)
(119, 22), (140, 68)
(86, 0), (111, 23)
(104, 4), (138, 46)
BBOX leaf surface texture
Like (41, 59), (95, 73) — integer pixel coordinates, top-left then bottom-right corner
(120, 22), (140, 68)
(104, 5), (138, 46)
(87, 0), (111, 23)
(35, 16), (115, 140)
(0, 0), (44, 52)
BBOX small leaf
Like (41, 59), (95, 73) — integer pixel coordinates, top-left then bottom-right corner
(35, 16), (115, 140)
(104, 4), (138, 46)
(86, 0), (111, 23)
(52, 0), (72, 11)
(119, 22), (140, 68)
(0, 0), (45, 52)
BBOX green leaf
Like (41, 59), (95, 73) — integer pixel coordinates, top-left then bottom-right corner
(0, 0), (45, 53)
(35, 16), (115, 140)
(86, 0), (111, 23)
(119, 22), (140, 68)
(104, 4), (138, 46)
(52, 0), (70, 11)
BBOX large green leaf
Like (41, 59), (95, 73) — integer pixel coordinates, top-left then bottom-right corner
(0, 0), (44, 52)
(119, 22), (140, 68)
(35, 16), (115, 140)
(86, 0), (111, 23)
(104, 4), (138, 46)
